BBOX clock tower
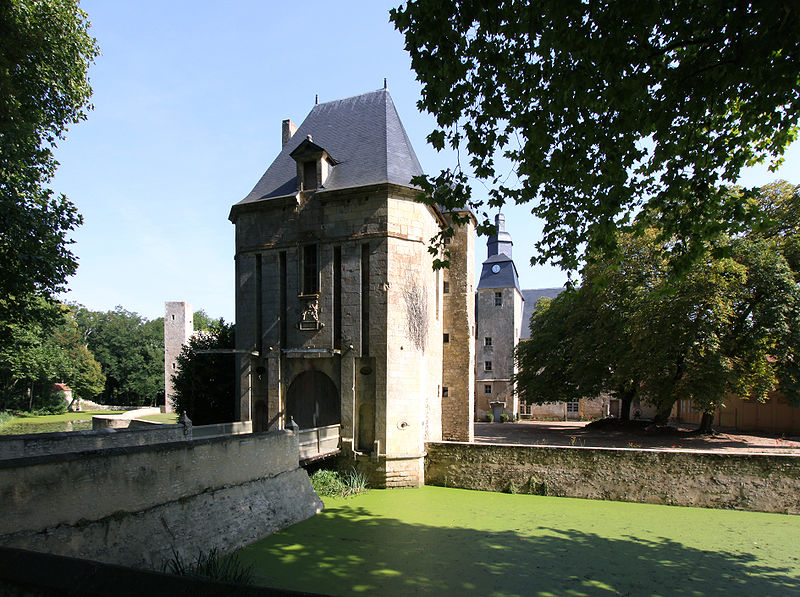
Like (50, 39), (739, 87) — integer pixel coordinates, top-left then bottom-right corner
(474, 213), (524, 420)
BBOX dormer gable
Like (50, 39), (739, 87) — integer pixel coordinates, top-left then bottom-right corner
(290, 135), (337, 191)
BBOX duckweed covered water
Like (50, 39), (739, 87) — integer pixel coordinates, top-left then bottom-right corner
(237, 485), (800, 596)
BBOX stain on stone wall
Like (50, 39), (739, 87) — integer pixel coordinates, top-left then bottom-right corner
(403, 275), (428, 353)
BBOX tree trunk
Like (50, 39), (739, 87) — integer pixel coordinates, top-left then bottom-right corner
(619, 387), (636, 421)
(653, 402), (674, 425)
(698, 412), (715, 434)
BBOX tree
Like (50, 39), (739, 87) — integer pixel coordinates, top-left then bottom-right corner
(172, 320), (236, 426)
(0, 1), (99, 332)
(391, 2), (800, 271)
(515, 222), (800, 432)
(0, 302), (104, 412)
(74, 306), (164, 406)
(193, 309), (221, 332)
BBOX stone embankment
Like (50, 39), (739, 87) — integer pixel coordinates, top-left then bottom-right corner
(0, 429), (322, 569)
(426, 441), (800, 514)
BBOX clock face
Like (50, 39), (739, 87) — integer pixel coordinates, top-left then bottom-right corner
(491, 264), (501, 274)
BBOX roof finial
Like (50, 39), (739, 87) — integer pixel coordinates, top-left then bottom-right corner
(383, 77), (388, 90)
(315, 94), (319, 105)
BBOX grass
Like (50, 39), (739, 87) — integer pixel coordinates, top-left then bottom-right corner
(0, 410), (123, 435)
(310, 468), (369, 497)
(139, 413), (179, 423)
(237, 486), (800, 596)
(162, 547), (254, 585)
(0, 411), (15, 429)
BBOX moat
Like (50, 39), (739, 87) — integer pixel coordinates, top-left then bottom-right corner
(237, 486), (800, 596)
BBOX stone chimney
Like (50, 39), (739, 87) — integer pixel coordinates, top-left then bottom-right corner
(282, 119), (297, 147)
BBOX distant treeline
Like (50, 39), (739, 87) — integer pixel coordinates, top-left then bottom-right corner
(0, 304), (221, 413)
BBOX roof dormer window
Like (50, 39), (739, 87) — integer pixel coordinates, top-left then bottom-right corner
(290, 134), (337, 192)
(303, 161), (316, 190)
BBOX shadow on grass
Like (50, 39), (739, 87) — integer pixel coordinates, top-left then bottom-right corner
(240, 506), (799, 596)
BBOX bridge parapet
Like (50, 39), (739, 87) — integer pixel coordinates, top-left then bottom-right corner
(298, 424), (341, 463)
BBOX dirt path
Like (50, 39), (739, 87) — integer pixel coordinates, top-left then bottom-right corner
(474, 420), (800, 453)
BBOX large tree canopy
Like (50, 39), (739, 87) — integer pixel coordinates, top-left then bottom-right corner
(74, 306), (164, 406)
(172, 320), (236, 426)
(391, 2), (800, 270)
(0, 301), (104, 412)
(0, 0), (98, 329)
(515, 183), (800, 431)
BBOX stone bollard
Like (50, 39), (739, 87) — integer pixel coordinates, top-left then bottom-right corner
(178, 411), (193, 440)
(288, 416), (299, 435)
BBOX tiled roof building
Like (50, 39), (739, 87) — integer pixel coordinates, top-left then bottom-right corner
(229, 89), (475, 488)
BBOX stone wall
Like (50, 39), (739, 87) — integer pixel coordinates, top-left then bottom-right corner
(425, 441), (800, 514)
(0, 545), (313, 597)
(475, 286), (524, 419)
(164, 302), (193, 413)
(0, 430), (322, 569)
(0, 424), (187, 460)
(441, 212), (475, 442)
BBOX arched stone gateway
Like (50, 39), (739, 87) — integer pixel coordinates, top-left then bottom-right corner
(286, 370), (340, 429)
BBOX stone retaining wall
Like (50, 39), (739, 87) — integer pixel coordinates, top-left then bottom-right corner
(0, 424), (187, 460)
(0, 430), (322, 568)
(425, 441), (800, 514)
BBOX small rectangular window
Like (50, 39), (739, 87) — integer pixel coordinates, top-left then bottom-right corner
(494, 292), (502, 306)
(303, 161), (316, 190)
(484, 337), (492, 346)
(484, 361), (492, 371)
(567, 399), (579, 413)
(443, 281), (450, 294)
(303, 244), (318, 294)
(443, 333), (450, 343)
(442, 387), (449, 398)
(484, 384), (492, 394)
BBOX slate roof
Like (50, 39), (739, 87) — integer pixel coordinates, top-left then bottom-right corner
(519, 287), (565, 339)
(235, 89), (423, 206)
(477, 254), (521, 292)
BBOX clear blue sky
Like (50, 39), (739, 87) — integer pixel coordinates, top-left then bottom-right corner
(52, 1), (800, 322)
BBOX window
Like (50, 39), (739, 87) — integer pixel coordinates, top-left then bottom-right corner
(494, 292), (502, 306)
(443, 281), (450, 294)
(484, 384), (492, 394)
(567, 399), (579, 413)
(303, 160), (316, 190)
(442, 387), (449, 398)
(443, 333), (450, 343)
(484, 361), (492, 371)
(484, 337), (492, 346)
(302, 244), (318, 294)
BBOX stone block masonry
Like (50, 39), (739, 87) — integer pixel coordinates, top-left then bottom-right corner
(0, 430), (322, 569)
(425, 442), (800, 514)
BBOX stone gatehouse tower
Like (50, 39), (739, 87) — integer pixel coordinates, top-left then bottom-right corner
(229, 89), (475, 487)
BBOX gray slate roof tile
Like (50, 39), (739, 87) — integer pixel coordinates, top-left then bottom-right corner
(235, 89), (423, 206)
(520, 287), (565, 339)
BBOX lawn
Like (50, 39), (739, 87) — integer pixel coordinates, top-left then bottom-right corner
(138, 413), (178, 424)
(0, 411), (123, 435)
(237, 486), (800, 596)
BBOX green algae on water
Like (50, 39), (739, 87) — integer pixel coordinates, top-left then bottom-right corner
(237, 486), (800, 597)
